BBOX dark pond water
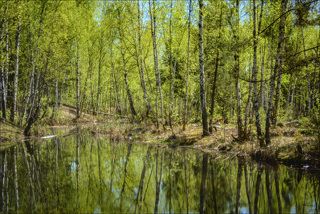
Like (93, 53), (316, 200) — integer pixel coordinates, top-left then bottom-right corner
(0, 131), (319, 213)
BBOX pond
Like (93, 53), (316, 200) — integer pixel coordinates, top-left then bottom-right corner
(0, 130), (319, 213)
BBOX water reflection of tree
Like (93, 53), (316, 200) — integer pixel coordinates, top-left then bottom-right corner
(135, 146), (151, 213)
(244, 163), (252, 214)
(1, 134), (320, 213)
(1, 150), (8, 213)
(235, 159), (243, 214)
(253, 163), (262, 214)
(119, 143), (132, 211)
(265, 167), (273, 214)
(153, 147), (162, 214)
(199, 153), (208, 214)
(183, 151), (190, 213)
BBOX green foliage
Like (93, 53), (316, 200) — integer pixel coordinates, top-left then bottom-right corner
(0, 0), (319, 138)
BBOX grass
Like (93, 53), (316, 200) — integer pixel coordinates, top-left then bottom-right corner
(0, 121), (23, 148)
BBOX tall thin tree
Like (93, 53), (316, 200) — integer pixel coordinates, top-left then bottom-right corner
(265, 0), (288, 145)
(183, 0), (192, 131)
(149, 0), (163, 129)
(136, 0), (151, 118)
(11, 18), (21, 122)
(252, 0), (264, 146)
(199, 0), (209, 136)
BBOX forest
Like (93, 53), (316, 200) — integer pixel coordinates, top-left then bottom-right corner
(0, 0), (320, 212)
(0, 0), (319, 140)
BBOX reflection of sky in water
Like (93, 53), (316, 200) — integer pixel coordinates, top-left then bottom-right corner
(240, 207), (249, 214)
(133, 187), (138, 199)
(288, 192), (293, 201)
(119, 157), (126, 165)
(105, 160), (110, 169)
(308, 201), (317, 213)
(112, 187), (121, 199)
(93, 206), (101, 214)
(70, 161), (78, 172)
(226, 201), (232, 212)
(290, 206), (296, 214)
(1, 134), (319, 213)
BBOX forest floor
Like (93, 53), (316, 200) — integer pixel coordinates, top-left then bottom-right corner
(1, 106), (319, 170)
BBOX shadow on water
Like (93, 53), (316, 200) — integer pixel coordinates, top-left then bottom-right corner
(0, 131), (319, 213)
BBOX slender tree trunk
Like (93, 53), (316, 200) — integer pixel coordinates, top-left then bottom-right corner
(22, 6), (45, 127)
(0, 64), (6, 120)
(24, 55), (43, 136)
(0, 25), (5, 119)
(76, 44), (81, 119)
(258, 0), (265, 110)
(149, 0), (163, 128)
(24, 87), (41, 136)
(1, 7), (10, 121)
(80, 45), (92, 113)
(233, 0), (245, 140)
(168, 0), (175, 131)
(52, 80), (59, 119)
(198, 0), (209, 136)
(244, 63), (253, 135)
(252, 0), (264, 146)
(273, 62), (284, 124)
(21, 50), (35, 126)
(260, 42), (266, 111)
(209, 51), (219, 134)
(89, 55), (94, 113)
(301, 27), (312, 114)
(117, 12), (137, 118)
(183, 0), (192, 131)
(265, 0), (288, 145)
(11, 19), (21, 122)
(4, 17), (9, 117)
(111, 46), (121, 115)
(136, 0), (151, 118)
(123, 66), (137, 118)
(209, 6), (222, 134)
(96, 34), (103, 114)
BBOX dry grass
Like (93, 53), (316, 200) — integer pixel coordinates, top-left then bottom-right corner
(148, 123), (320, 167)
(0, 121), (23, 146)
(1, 105), (319, 168)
